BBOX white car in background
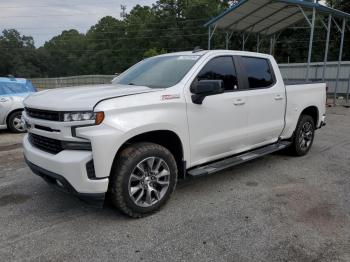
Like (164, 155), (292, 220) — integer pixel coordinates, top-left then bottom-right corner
(0, 77), (37, 133)
(22, 50), (326, 217)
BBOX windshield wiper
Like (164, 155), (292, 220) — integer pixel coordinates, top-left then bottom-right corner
(127, 82), (155, 88)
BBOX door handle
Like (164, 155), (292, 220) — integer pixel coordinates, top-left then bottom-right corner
(274, 95), (284, 101)
(234, 99), (245, 106)
(0, 98), (9, 102)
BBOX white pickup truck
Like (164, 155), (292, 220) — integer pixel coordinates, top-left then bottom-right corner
(23, 50), (326, 217)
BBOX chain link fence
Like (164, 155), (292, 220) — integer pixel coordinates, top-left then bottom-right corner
(29, 75), (116, 89)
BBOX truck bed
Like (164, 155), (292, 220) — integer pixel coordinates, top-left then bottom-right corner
(280, 82), (327, 140)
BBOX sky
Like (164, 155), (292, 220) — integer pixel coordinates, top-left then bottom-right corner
(0, 0), (327, 47)
(0, 0), (156, 47)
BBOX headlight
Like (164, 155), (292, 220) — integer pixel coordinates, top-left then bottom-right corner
(63, 111), (104, 125)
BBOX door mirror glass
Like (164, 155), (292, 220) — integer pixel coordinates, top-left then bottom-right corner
(190, 80), (224, 104)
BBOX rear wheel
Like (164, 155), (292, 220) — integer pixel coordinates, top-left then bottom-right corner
(289, 114), (315, 156)
(7, 111), (25, 133)
(109, 142), (178, 218)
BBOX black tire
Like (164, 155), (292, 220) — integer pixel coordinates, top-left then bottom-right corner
(289, 114), (315, 156)
(7, 111), (25, 133)
(109, 142), (178, 218)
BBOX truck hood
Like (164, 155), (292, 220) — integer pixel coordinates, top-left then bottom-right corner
(24, 84), (159, 111)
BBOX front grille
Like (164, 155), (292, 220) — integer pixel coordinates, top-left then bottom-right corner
(28, 133), (92, 154)
(28, 133), (63, 154)
(25, 108), (61, 121)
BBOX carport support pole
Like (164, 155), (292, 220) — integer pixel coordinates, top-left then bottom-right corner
(346, 72), (350, 104)
(257, 34), (260, 52)
(226, 32), (229, 50)
(306, 7), (316, 81)
(270, 36), (273, 55)
(242, 34), (245, 51)
(208, 26), (211, 50)
(334, 19), (346, 106)
(323, 14), (332, 82)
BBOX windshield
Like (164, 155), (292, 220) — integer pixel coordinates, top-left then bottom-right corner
(112, 55), (200, 88)
(0, 80), (36, 96)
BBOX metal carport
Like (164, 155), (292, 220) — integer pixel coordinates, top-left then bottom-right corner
(204, 0), (350, 105)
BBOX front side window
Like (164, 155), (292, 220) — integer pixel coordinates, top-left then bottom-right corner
(113, 55), (200, 89)
(197, 56), (238, 91)
(241, 57), (274, 89)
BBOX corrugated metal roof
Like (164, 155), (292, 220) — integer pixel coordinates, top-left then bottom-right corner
(205, 0), (350, 36)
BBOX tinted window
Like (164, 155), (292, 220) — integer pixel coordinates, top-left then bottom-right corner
(241, 57), (274, 89)
(197, 56), (238, 91)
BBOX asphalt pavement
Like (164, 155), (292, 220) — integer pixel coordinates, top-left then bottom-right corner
(0, 107), (349, 262)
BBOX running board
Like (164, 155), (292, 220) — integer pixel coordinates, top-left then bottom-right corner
(187, 141), (291, 177)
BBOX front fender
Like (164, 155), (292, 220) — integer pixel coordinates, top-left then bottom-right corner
(76, 123), (189, 179)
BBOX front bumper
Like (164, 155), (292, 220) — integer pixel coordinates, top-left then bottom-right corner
(23, 134), (109, 204)
(25, 158), (105, 206)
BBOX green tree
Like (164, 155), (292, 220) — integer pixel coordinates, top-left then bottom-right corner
(143, 48), (167, 58)
(42, 29), (87, 76)
(327, 0), (350, 60)
(0, 29), (45, 77)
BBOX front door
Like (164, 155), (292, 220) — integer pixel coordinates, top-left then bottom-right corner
(186, 55), (250, 166)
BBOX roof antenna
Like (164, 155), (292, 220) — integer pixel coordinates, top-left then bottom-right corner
(193, 46), (203, 53)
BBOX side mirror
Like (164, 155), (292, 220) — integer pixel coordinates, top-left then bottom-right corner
(190, 80), (224, 104)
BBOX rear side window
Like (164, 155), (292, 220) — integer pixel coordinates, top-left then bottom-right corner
(197, 56), (238, 91)
(241, 57), (274, 89)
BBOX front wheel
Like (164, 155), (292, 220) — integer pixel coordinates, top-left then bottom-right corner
(109, 142), (178, 218)
(8, 111), (25, 133)
(289, 114), (315, 156)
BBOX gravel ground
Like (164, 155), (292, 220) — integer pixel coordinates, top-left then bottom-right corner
(0, 107), (349, 262)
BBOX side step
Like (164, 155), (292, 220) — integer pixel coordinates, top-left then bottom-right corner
(187, 141), (291, 177)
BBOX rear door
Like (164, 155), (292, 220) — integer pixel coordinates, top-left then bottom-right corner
(186, 55), (251, 166)
(237, 56), (285, 147)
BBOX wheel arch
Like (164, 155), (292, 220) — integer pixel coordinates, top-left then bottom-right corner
(300, 106), (319, 127)
(112, 130), (186, 178)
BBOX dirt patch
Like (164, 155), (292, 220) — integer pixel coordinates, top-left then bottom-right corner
(271, 184), (346, 235)
(0, 149), (25, 171)
(0, 143), (22, 152)
(246, 181), (259, 187)
(269, 239), (339, 262)
(297, 203), (346, 235)
(0, 193), (30, 207)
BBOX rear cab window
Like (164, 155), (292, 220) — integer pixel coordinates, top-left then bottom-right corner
(240, 57), (275, 89)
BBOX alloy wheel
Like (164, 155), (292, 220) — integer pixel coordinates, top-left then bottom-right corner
(298, 121), (314, 151)
(12, 115), (25, 132)
(128, 157), (170, 207)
